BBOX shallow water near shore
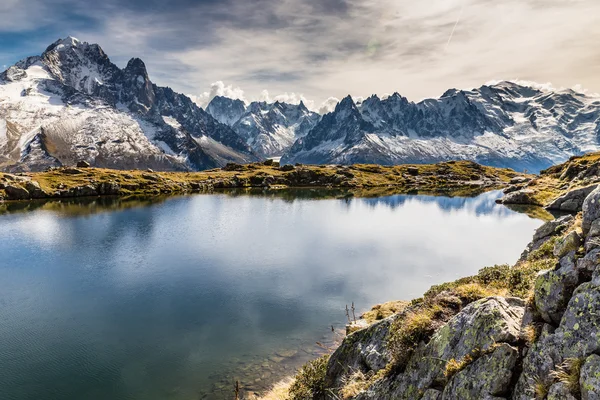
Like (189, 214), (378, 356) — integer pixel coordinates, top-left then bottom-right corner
(0, 190), (543, 399)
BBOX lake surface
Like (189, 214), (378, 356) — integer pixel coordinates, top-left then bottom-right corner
(0, 190), (543, 400)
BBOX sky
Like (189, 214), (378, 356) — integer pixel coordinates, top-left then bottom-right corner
(1, 0), (599, 112)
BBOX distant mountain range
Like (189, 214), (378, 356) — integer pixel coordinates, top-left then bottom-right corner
(2, 37), (600, 172)
(282, 84), (600, 172)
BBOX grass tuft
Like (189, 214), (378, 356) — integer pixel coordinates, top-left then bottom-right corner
(550, 358), (585, 396)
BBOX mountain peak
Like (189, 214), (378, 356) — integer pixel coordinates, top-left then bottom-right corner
(298, 100), (308, 112)
(337, 95), (355, 107)
(45, 36), (82, 53)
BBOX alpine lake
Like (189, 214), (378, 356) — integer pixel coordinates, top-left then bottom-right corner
(0, 188), (547, 400)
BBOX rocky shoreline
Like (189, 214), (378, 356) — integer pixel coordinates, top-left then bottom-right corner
(252, 156), (600, 399)
(0, 160), (523, 203)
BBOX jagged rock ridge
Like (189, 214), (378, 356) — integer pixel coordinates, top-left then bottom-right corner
(0, 37), (257, 172)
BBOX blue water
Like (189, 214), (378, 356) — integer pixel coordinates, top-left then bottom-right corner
(0, 190), (542, 399)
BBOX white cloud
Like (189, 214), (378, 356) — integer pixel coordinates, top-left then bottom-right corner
(190, 81), (246, 108)
(318, 97), (341, 114)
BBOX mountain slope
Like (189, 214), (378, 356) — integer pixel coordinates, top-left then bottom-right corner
(282, 82), (600, 172)
(0, 37), (257, 172)
(207, 96), (320, 158)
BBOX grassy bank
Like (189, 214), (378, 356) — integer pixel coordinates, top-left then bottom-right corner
(0, 160), (525, 202)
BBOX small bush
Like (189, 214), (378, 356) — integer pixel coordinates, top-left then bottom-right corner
(288, 355), (330, 400)
(388, 309), (437, 367)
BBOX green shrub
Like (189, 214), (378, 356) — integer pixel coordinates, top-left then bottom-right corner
(289, 355), (330, 400)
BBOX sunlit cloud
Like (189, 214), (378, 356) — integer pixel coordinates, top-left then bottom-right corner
(0, 0), (599, 108)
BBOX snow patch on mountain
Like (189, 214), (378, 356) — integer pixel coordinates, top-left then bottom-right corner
(207, 96), (320, 157)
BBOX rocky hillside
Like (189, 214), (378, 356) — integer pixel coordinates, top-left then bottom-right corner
(207, 96), (320, 158)
(257, 180), (600, 399)
(281, 83), (600, 173)
(497, 151), (600, 213)
(0, 37), (257, 173)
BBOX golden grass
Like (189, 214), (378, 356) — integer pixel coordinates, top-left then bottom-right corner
(361, 301), (409, 324)
(248, 378), (294, 400)
(340, 371), (373, 399)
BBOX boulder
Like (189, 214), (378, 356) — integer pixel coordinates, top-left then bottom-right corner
(67, 185), (98, 197)
(496, 189), (537, 205)
(534, 215), (574, 242)
(510, 176), (531, 185)
(547, 383), (577, 400)
(520, 215), (574, 261)
(514, 280), (600, 399)
(407, 167), (419, 176)
(581, 354), (600, 400)
(325, 314), (398, 389)
(4, 184), (30, 200)
(24, 181), (47, 199)
(279, 164), (295, 172)
(503, 185), (522, 194)
(576, 248), (600, 278)
(97, 182), (120, 195)
(583, 186), (600, 235)
(76, 160), (91, 168)
(534, 252), (579, 324)
(547, 184), (599, 212)
(554, 230), (582, 258)
(441, 343), (519, 400)
(356, 297), (525, 400)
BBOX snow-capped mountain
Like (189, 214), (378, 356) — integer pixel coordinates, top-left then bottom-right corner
(282, 82), (600, 172)
(0, 37), (257, 172)
(207, 96), (320, 158)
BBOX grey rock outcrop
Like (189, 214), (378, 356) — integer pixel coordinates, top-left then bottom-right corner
(547, 184), (598, 212)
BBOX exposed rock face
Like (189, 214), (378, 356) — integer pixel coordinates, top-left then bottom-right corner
(581, 354), (600, 400)
(323, 186), (600, 400)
